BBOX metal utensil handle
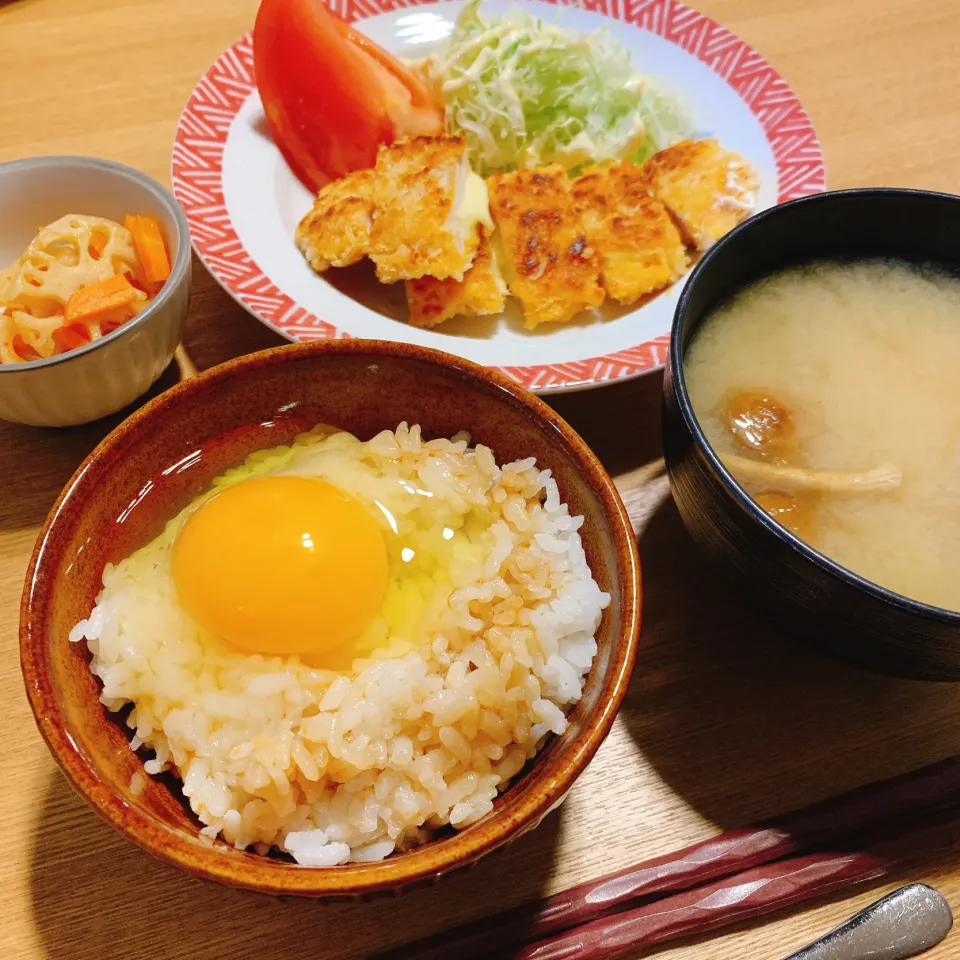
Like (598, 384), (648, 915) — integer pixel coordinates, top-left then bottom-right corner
(782, 884), (953, 960)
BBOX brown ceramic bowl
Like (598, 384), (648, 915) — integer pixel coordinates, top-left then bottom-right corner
(21, 340), (641, 898)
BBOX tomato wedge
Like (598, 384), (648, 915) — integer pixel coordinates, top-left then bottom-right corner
(253, 0), (444, 191)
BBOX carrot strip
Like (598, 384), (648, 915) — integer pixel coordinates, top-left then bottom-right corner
(124, 214), (171, 285)
(13, 334), (40, 362)
(88, 232), (108, 261)
(52, 324), (91, 354)
(64, 274), (139, 325)
(125, 270), (149, 295)
(95, 305), (134, 335)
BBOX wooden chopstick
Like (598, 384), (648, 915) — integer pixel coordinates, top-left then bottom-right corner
(381, 757), (960, 960)
(509, 809), (960, 960)
(174, 343), (198, 379)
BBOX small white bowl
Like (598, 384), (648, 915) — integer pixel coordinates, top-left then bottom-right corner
(0, 156), (191, 427)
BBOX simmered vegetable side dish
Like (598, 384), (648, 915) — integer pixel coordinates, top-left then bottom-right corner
(0, 213), (171, 363)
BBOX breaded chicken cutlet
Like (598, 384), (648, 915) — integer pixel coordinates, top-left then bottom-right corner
(295, 135), (491, 284)
(573, 163), (688, 304)
(405, 230), (507, 328)
(488, 166), (604, 328)
(370, 136), (490, 283)
(295, 169), (376, 272)
(295, 134), (758, 329)
(640, 139), (759, 250)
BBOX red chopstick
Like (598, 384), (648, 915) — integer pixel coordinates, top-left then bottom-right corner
(381, 757), (960, 960)
(510, 810), (960, 960)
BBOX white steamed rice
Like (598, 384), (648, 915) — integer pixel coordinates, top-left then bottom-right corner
(70, 423), (609, 865)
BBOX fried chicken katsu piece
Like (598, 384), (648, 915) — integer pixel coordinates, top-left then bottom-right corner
(573, 163), (688, 304)
(370, 135), (490, 284)
(640, 139), (759, 250)
(487, 166), (604, 328)
(404, 230), (508, 328)
(295, 169), (376, 272)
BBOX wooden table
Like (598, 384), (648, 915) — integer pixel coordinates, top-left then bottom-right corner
(3, 0), (960, 957)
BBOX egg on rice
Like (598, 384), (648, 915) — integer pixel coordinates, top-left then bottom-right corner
(70, 422), (609, 866)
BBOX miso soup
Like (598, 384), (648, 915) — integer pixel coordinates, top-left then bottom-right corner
(685, 260), (960, 611)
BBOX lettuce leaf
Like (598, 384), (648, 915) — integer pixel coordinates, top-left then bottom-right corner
(422, 0), (692, 175)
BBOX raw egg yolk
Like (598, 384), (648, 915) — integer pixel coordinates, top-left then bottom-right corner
(171, 476), (388, 659)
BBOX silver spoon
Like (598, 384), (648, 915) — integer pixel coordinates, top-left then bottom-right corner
(782, 884), (953, 960)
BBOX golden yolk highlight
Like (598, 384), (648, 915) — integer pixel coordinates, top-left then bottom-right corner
(171, 476), (388, 660)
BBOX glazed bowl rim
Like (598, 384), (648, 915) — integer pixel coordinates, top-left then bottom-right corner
(0, 154), (191, 373)
(670, 185), (960, 627)
(20, 338), (642, 895)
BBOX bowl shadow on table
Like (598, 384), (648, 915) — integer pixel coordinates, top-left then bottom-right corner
(623, 492), (960, 830)
(546, 372), (665, 478)
(0, 364), (183, 533)
(29, 770), (563, 960)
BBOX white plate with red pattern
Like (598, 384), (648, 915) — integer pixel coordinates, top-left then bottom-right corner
(172, 0), (825, 393)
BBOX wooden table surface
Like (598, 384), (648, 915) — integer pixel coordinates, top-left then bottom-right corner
(3, 0), (960, 957)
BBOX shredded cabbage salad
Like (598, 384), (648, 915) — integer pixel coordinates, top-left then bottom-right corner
(419, 0), (693, 175)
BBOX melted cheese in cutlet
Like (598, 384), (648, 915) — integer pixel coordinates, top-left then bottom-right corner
(369, 136), (489, 284)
